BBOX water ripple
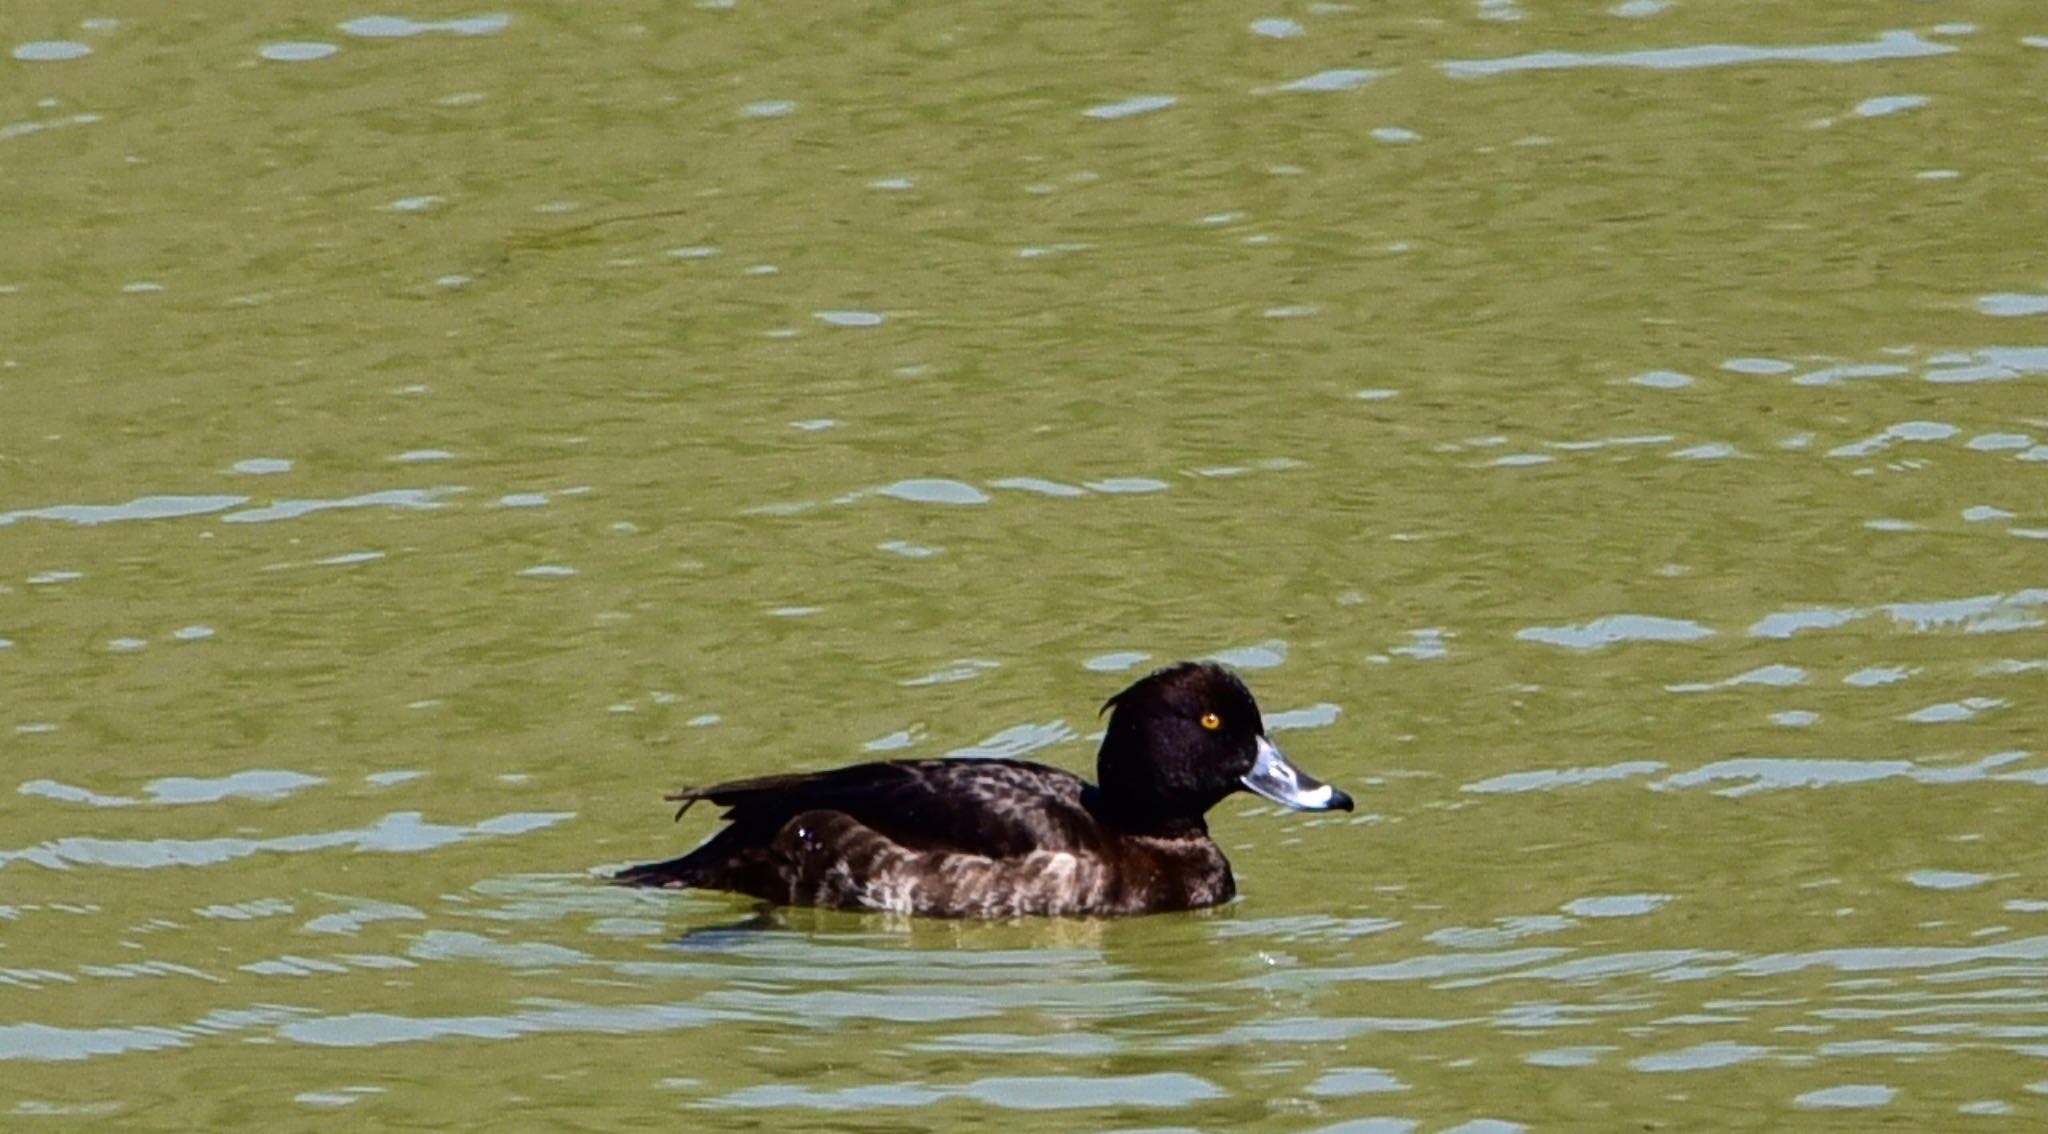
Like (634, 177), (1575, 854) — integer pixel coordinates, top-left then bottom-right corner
(223, 487), (459, 524)
(1517, 615), (1715, 651)
(1749, 589), (2048, 639)
(1653, 751), (2033, 796)
(339, 14), (510, 38)
(708, 1071), (1223, 1111)
(1274, 69), (1383, 93)
(281, 1001), (749, 1048)
(0, 811), (572, 871)
(0, 495), (246, 527)
(19, 770), (323, 808)
(1443, 30), (1953, 77)
(1083, 95), (1177, 120)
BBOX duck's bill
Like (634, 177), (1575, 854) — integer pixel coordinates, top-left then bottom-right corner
(1242, 735), (1354, 812)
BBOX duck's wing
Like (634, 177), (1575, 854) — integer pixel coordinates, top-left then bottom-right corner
(679, 759), (1091, 855)
(611, 759), (1095, 894)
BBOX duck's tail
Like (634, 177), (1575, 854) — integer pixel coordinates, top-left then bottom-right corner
(610, 853), (706, 888)
(610, 787), (718, 887)
(612, 774), (843, 894)
(611, 830), (786, 895)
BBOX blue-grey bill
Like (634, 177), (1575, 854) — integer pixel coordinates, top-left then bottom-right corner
(1242, 735), (1354, 812)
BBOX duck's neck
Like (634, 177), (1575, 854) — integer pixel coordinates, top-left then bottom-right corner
(1092, 718), (1232, 835)
(1083, 784), (1213, 839)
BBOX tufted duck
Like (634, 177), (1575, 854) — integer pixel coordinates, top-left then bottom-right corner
(613, 661), (1352, 917)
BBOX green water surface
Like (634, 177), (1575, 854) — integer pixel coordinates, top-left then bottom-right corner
(3, 2), (2046, 1129)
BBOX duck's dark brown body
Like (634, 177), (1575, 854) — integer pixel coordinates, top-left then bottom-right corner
(612, 759), (1236, 917)
(613, 662), (1351, 918)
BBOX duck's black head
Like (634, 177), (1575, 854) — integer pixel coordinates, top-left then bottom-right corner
(1095, 661), (1353, 831)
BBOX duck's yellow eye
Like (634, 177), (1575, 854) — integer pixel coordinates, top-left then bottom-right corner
(1200, 712), (1222, 731)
